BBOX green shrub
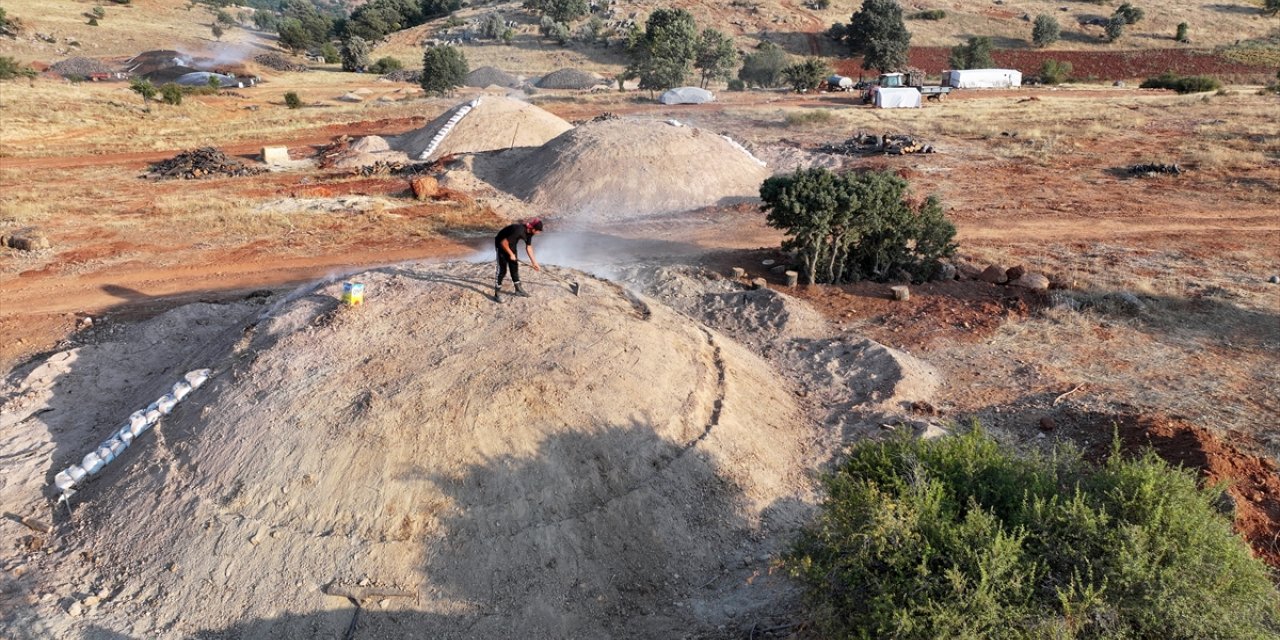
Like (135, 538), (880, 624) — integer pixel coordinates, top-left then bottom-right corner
(91, 6), (106, 19)
(1140, 72), (1222, 93)
(907, 9), (946, 20)
(160, 82), (183, 105)
(1104, 15), (1125, 42)
(727, 78), (745, 91)
(368, 56), (403, 74)
(320, 42), (339, 64)
(88, 17), (99, 26)
(1115, 2), (1145, 25)
(1032, 14), (1060, 48)
(1040, 59), (1072, 84)
(284, 91), (302, 108)
(129, 77), (157, 103)
(0, 56), (37, 81)
(785, 427), (1280, 639)
(1175, 22), (1189, 43)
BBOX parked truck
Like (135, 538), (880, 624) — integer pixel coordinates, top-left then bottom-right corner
(861, 72), (952, 104)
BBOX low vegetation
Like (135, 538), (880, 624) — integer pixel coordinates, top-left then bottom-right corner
(283, 91), (302, 108)
(760, 168), (955, 284)
(1140, 72), (1223, 93)
(950, 36), (995, 71)
(1032, 15), (1060, 48)
(785, 428), (1280, 639)
(738, 41), (789, 88)
(1040, 59), (1073, 85)
(0, 55), (37, 81)
(783, 109), (834, 127)
(907, 9), (945, 21)
(420, 45), (468, 96)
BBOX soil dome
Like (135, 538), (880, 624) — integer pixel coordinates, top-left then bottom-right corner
(482, 118), (769, 222)
(42, 262), (814, 638)
(396, 96), (572, 161)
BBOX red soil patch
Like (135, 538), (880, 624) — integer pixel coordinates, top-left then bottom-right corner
(287, 176), (409, 198)
(1081, 414), (1280, 569)
(836, 48), (1275, 81)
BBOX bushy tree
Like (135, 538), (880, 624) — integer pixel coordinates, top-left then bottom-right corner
(579, 15), (606, 43)
(1104, 15), (1125, 42)
(694, 28), (737, 88)
(625, 8), (699, 92)
(211, 23), (225, 40)
(277, 0), (333, 51)
(340, 35), (371, 71)
(420, 45), (467, 96)
(760, 168), (956, 284)
(524, 0), (587, 23)
(129, 77), (158, 104)
(738, 41), (789, 88)
(284, 91), (303, 108)
(782, 57), (831, 93)
(1266, 0), (1279, 16)
(1039, 58), (1072, 84)
(833, 0), (911, 73)
(1032, 14), (1059, 48)
(1175, 22), (1189, 43)
(949, 36), (993, 70)
(1115, 2), (1144, 25)
(480, 12), (506, 39)
(785, 428), (1280, 639)
(215, 9), (236, 26)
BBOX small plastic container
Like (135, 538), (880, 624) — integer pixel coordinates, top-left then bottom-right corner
(341, 282), (365, 306)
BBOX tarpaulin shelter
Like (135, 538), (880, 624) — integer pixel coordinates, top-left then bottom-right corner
(874, 87), (922, 109)
(659, 87), (715, 105)
(942, 69), (1022, 89)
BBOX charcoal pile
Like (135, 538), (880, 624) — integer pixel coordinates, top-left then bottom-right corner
(254, 53), (308, 72)
(147, 147), (266, 179)
(316, 136), (353, 169)
(49, 56), (117, 78)
(352, 161), (432, 177)
(535, 68), (604, 90)
(465, 66), (519, 88)
(1127, 162), (1182, 176)
(382, 69), (422, 83)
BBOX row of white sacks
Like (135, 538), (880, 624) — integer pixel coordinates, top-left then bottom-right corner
(53, 369), (211, 499)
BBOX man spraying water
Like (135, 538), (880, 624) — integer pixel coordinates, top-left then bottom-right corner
(493, 218), (542, 303)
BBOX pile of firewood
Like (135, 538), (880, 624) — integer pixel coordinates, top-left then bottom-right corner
(146, 147), (266, 180)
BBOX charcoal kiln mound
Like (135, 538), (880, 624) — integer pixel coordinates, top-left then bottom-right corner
(18, 262), (817, 638)
(478, 118), (769, 222)
(395, 96), (573, 161)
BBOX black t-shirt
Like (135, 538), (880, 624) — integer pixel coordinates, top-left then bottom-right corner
(494, 224), (532, 251)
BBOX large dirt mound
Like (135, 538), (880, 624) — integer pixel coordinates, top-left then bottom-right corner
(534, 68), (604, 89)
(395, 96), (572, 161)
(10, 262), (816, 638)
(482, 119), (770, 222)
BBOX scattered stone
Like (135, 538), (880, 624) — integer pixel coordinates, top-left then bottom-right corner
(730, 267), (745, 279)
(1006, 265), (1026, 281)
(935, 263), (957, 281)
(979, 264), (1009, 284)
(1113, 80), (1126, 88)
(337, 92), (364, 103)
(1269, 275), (1279, 284)
(917, 423), (949, 440)
(1011, 273), (1050, 291)
(890, 285), (910, 301)
(1127, 162), (1182, 176)
(955, 263), (983, 280)
(1039, 416), (1056, 431)
(1106, 291), (1146, 314)
(749, 278), (768, 290)
(67, 601), (82, 617)
(83, 595), (101, 608)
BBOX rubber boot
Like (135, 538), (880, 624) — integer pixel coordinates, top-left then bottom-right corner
(514, 282), (529, 297)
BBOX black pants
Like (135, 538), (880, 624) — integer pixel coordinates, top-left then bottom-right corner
(495, 249), (519, 287)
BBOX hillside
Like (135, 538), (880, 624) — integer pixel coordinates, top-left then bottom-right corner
(2, 0), (1277, 71)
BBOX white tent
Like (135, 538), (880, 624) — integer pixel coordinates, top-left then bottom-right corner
(659, 87), (715, 105)
(874, 87), (922, 109)
(942, 69), (1022, 89)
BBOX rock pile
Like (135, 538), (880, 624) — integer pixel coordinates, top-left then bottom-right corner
(146, 147), (266, 180)
(818, 133), (934, 156)
(49, 56), (116, 78)
(535, 68), (604, 89)
(253, 53), (308, 72)
(1127, 162), (1182, 176)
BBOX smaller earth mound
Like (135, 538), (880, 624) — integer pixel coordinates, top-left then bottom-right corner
(480, 118), (769, 222)
(253, 53), (308, 73)
(396, 96), (573, 161)
(465, 66), (520, 88)
(535, 68), (604, 89)
(49, 56), (116, 78)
